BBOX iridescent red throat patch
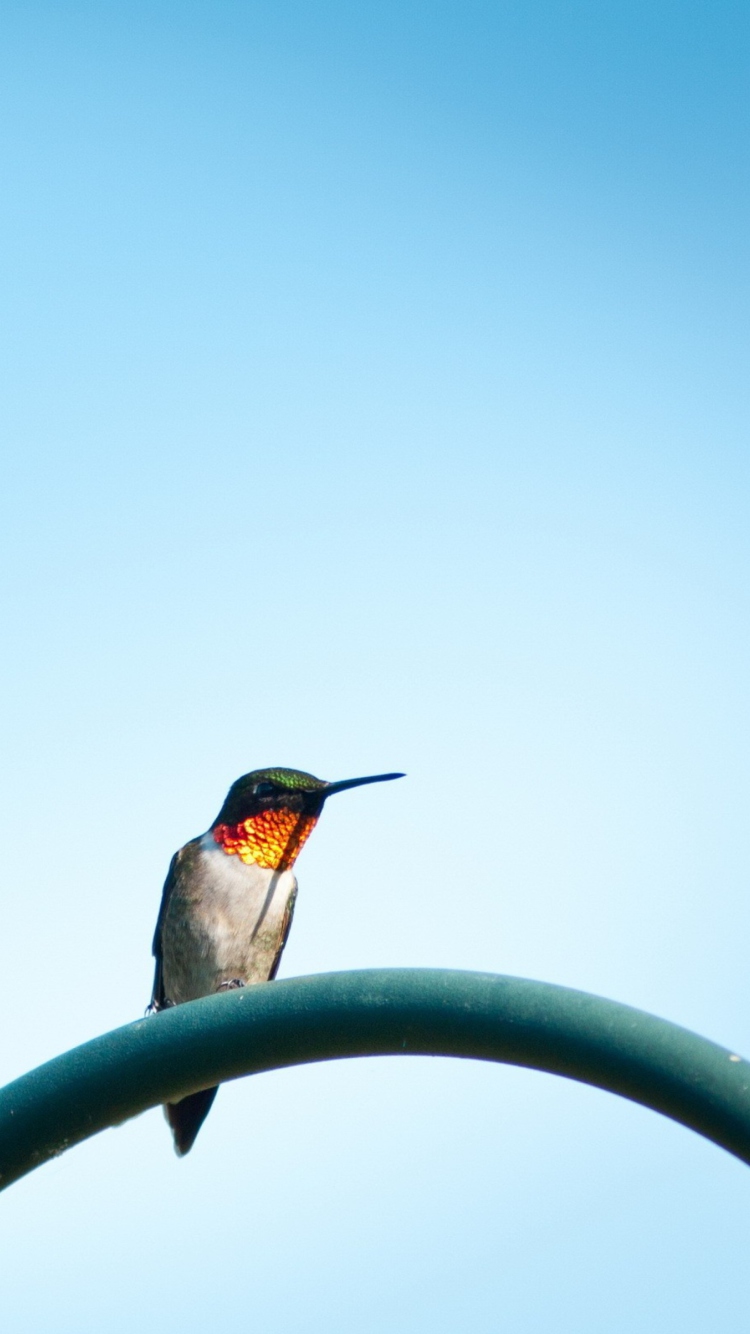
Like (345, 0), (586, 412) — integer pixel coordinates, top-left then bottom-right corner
(213, 807), (319, 870)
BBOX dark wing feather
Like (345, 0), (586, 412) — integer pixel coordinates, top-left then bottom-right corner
(149, 849), (181, 1012)
(268, 881), (298, 981)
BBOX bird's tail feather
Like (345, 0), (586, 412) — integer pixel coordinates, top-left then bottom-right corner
(165, 1087), (218, 1156)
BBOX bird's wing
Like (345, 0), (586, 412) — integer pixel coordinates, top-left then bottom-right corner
(148, 848), (182, 1012)
(268, 880), (298, 981)
(264, 806), (308, 979)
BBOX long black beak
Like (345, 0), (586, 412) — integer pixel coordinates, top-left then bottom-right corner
(323, 772), (405, 798)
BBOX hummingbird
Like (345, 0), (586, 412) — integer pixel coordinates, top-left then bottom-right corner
(149, 766), (404, 1155)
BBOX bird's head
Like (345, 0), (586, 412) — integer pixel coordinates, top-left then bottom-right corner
(211, 767), (404, 870)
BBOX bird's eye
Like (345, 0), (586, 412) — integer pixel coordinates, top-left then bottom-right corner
(254, 781), (276, 798)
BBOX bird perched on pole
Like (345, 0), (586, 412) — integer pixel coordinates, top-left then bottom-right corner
(149, 765), (404, 1155)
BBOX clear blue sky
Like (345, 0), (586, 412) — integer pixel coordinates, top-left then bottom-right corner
(0, 3), (748, 1329)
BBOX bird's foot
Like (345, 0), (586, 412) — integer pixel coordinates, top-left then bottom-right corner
(217, 978), (246, 991)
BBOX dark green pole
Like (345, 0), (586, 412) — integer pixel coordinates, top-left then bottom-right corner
(1, 969), (749, 1191)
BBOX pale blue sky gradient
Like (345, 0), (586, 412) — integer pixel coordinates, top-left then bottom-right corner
(0, 3), (749, 1329)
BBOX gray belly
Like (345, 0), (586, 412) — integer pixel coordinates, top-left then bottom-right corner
(161, 833), (297, 1004)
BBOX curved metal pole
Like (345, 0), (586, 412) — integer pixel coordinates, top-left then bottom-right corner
(1, 969), (749, 1191)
